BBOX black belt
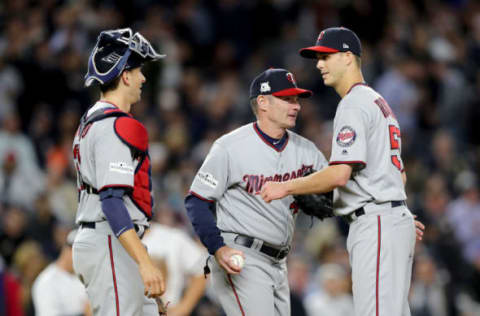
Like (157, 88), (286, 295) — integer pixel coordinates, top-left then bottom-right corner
(79, 222), (145, 238)
(80, 221), (96, 229)
(343, 200), (406, 223)
(81, 182), (98, 194)
(234, 235), (290, 260)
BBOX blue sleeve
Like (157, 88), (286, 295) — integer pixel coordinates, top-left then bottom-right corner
(99, 188), (134, 237)
(185, 194), (225, 255)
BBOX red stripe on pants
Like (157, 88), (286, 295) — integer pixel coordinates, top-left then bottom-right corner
(108, 235), (120, 316)
(376, 216), (382, 316)
(227, 275), (245, 316)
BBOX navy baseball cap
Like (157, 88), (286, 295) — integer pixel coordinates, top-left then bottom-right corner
(249, 68), (312, 99)
(299, 27), (362, 59)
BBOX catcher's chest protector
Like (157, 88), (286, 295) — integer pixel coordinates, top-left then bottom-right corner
(78, 107), (153, 219)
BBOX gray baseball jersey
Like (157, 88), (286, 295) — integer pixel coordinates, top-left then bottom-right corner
(190, 122), (327, 316)
(72, 101), (157, 315)
(72, 101), (149, 226)
(330, 83), (415, 316)
(329, 83), (407, 215)
(190, 122), (328, 247)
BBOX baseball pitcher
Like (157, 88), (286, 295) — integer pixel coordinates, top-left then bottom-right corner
(261, 27), (424, 316)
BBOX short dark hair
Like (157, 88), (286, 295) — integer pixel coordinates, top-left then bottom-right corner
(354, 55), (362, 68)
(250, 97), (258, 115)
(99, 75), (122, 94)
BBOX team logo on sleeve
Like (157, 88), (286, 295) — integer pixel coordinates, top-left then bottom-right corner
(109, 162), (134, 174)
(260, 82), (271, 93)
(336, 126), (356, 147)
(197, 172), (218, 189)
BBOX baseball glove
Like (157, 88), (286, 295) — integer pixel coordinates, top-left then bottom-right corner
(293, 169), (334, 221)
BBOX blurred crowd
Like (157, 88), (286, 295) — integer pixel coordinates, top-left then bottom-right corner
(1, 0), (480, 315)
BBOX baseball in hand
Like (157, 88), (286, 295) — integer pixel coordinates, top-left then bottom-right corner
(230, 254), (245, 269)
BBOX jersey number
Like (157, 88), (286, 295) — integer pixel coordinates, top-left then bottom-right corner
(389, 125), (402, 171)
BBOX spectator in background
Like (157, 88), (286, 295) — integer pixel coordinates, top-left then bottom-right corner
(303, 263), (353, 316)
(0, 255), (23, 316)
(0, 205), (28, 266)
(32, 229), (90, 316)
(420, 174), (468, 314)
(446, 170), (480, 265)
(409, 253), (448, 316)
(45, 160), (77, 225)
(11, 240), (48, 315)
(426, 130), (468, 186)
(374, 56), (422, 138)
(143, 220), (207, 316)
(27, 194), (59, 259)
(287, 256), (310, 316)
(0, 113), (45, 210)
(0, 48), (23, 122)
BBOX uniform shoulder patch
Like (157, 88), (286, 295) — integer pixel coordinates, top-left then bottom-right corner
(336, 126), (356, 147)
(114, 117), (148, 153)
(197, 172), (218, 189)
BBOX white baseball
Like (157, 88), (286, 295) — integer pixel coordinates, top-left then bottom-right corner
(230, 254), (245, 269)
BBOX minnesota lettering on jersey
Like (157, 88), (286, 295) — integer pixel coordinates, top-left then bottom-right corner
(243, 164), (313, 194)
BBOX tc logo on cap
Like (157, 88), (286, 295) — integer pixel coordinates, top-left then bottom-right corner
(249, 68), (312, 99)
(286, 73), (296, 85)
(317, 30), (325, 41)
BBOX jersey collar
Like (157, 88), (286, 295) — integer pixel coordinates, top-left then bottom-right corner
(346, 82), (369, 95)
(88, 101), (130, 117)
(253, 122), (289, 152)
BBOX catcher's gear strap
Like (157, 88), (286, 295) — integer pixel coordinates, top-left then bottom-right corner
(114, 117), (149, 153)
(78, 106), (153, 219)
(78, 107), (129, 138)
(112, 117), (153, 219)
(185, 193), (225, 255)
(99, 188), (135, 237)
(112, 116), (153, 219)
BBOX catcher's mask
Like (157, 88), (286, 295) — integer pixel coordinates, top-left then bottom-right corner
(84, 28), (165, 87)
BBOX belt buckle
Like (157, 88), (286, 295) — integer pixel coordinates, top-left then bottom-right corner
(276, 246), (290, 260)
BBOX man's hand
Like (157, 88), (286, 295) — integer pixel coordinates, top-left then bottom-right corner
(214, 246), (245, 274)
(118, 229), (166, 298)
(139, 260), (166, 298)
(414, 216), (425, 241)
(260, 181), (288, 203)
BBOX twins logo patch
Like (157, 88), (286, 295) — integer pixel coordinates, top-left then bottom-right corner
(197, 172), (218, 189)
(336, 126), (356, 147)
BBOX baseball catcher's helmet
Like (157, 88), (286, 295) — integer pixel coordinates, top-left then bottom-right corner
(84, 28), (165, 87)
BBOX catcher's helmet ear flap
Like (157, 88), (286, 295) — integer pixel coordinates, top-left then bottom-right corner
(84, 28), (166, 87)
